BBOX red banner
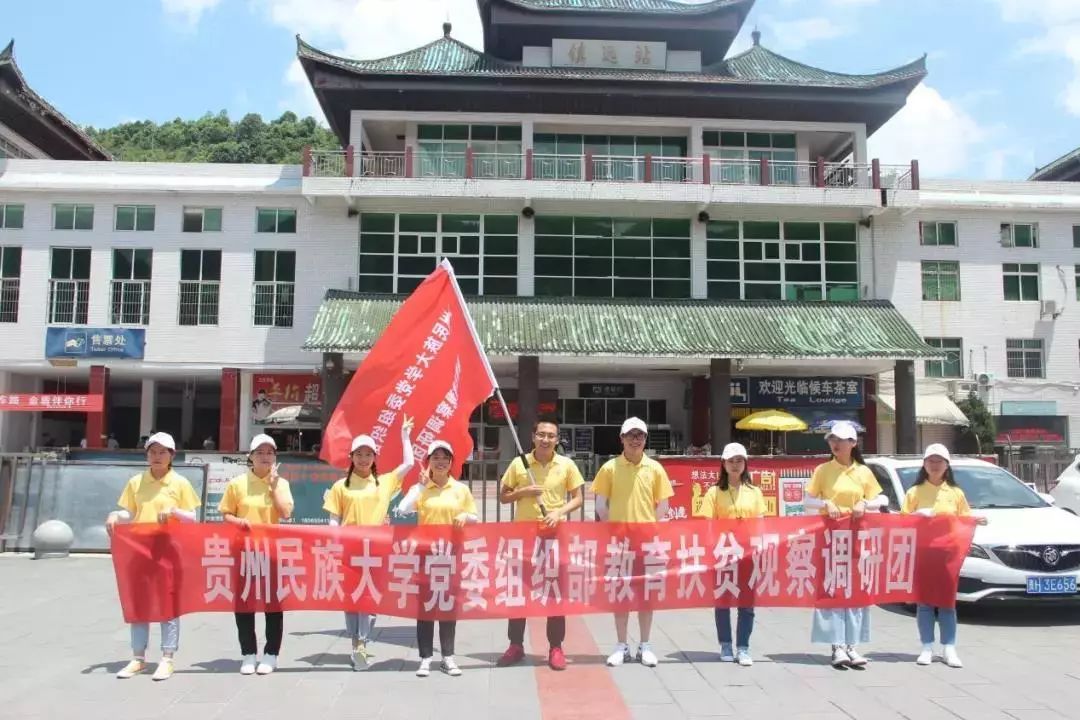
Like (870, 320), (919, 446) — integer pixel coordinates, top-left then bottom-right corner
(0, 393), (103, 412)
(320, 261), (498, 481)
(663, 456), (824, 520)
(110, 515), (975, 623)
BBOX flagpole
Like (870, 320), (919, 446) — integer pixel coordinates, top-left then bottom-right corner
(441, 259), (546, 516)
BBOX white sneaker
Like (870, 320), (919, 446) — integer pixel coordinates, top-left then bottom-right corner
(416, 658), (432, 677)
(845, 646), (868, 667)
(151, 659), (174, 681)
(637, 644), (659, 668)
(116, 659), (146, 679)
(256, 655), (277, 675)
(916, 646), (933, 666)
(943, 645), (963, 668)
(351, 643), (370, 671)
(736, 649), (753, 667)
(240, 654), (257, 675)
(830, 645), (850, 668)
(441, 656), (462, 676)
(606, 644), (631, 667)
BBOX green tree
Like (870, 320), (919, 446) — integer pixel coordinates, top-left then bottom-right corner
(85, 111), (338, 163)
(955, 391), (996, 454)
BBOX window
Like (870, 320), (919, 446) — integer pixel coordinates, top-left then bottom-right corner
(534, 216), (690, 299)
(919, 221), (957, 246)
(0, 246), (21, 322)
(705, 220), (857, 301)
(183, 207), (222, 232)
(111, 249), (152, 325)
(253, 250), (296, 327)
(704, 131), (797, 184)
(1003, 263), (1039, 301)
(1073, 225), (1080, 249)
(115, 205), (155, 231)
(1076, 265), (1080, 301)
(53, 203), (93, 230)
(0, 204), (24, 229)
(921, 261), (960, 301)
(1000, 222), (1038, 248)
(358, 213), (518, 296)
(48, 247), (91, 323)
(256, 208), (296, 233)
(924, 337), (963, 378)
(1006, 339), (1044, 379)
(0, 135), (30, 159)
(558, 397), (667, 426)
(178, 249), (221, 325)
(419, 124), (523, 178)
(533, 133), (688, 181)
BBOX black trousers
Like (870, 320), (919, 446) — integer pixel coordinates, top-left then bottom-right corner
(416, 620), (456, 659)
(508, 617), (566, 649)
(235, 612), (283, 656)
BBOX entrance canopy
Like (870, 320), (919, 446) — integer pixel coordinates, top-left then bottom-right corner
(304, 291), (939, 362)
(875, 392), (969, 426)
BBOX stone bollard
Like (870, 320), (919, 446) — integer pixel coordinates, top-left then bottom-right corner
(32, 520), (74, 559)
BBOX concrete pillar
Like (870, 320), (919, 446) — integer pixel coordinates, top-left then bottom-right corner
(518, 213), (535, 296)
(517, 356), (540, 447)
(321, 353), (345, 431)
(139, 378), (156, 438)
(862, 377), (878, 453)
(709, 359), (732, 450)
(894, 360), (917, 454)
(86, 365), (109, 448)
(181, 382), (195, 450)
(691, 218), (707, 299)
(219, 368), (240, 452)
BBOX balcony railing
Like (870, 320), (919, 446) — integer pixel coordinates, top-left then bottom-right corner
(304, 145), (921, 191)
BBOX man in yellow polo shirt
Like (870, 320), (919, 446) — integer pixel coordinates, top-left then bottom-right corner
(496, 417), (584, 671)
(592, 417), (673, 669)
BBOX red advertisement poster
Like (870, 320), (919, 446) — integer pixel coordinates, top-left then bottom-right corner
(660, 456), (825, 520)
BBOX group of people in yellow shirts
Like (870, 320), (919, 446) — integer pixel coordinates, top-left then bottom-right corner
(106, 417), (980, 681)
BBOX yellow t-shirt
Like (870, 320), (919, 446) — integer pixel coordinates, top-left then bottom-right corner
(219, 471), (295, 524)
(417, 477), (478, 526)
(591, 454), (674, 523)
(323, 471), (402, 526)
(902, 482), (971, 516)
(500, 452), (585, 522)
(806, 460), (882, 514)
(117, 470), (201, 523)
(695, 483), (768, 520)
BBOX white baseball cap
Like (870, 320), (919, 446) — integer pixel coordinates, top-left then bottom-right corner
(426, 440), (454, 458)
(145, 432), (176, 452)
(923, 443), (951, 462)
(720, 442), (749, 460)
(350, 435), (378, 454)
(826, 420), (859, 441)
(620, 417), (648, 436)
(249, 433), (277, 452)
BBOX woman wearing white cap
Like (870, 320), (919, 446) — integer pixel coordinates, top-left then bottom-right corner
(323, 417), (415, 670)
(902, 443), (986, 669)
(219, 433), (294, 676)
(694, 442), (767, 667)
(396, 439), (478, 677)
(803, 420), (888, 669)
(106, 432), (201, 682)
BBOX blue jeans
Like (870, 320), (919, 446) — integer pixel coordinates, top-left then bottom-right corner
(715, 607), (754, 649)
(345, 612), (376, 643)
(916, 605), (957, 646)
(811, 608), (871, 646)
(130, 619), (179, 655)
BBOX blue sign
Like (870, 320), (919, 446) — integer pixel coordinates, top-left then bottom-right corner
(746, 376), (863, 409)
(730, 378), (750, 405)
(1000, 401), (1058, 416)
(45, 327), (145, 359)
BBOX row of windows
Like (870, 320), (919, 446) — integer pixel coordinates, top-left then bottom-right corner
(922, 262), (1045, 302)
(0, 203), (294, 233)
(0, 246), (294, 327)
(918, 221), (1080, 248)
(924, 337), (1046, 379)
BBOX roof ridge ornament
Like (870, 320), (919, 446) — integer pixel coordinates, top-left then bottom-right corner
(443, 20), (452, 37)
(751, 27), (761, 46)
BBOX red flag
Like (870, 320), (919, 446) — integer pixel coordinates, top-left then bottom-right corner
(320, 260), (497, 484)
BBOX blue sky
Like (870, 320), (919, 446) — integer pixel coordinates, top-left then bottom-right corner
(5, 0), (1079, 180)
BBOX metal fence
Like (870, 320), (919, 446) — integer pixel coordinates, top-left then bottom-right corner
(1003, 452), (1075, 493)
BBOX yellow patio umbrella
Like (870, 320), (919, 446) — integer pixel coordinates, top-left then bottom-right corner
(735, 410), (808, 454)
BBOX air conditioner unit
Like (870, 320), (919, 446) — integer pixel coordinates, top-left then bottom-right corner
(1041, 300), (1058, 318)
(976, 372), (995, 387)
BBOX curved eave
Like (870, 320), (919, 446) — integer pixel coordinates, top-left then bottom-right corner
(481, 0), (753, 16)
(1029, 147), (1080, 181)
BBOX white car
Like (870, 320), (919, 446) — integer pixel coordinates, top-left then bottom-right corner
(1050, 456), (1080, 515)
(866, 456), (1080, 603)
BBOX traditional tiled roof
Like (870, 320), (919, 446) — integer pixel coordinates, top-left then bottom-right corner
(297, 34), (926, 90)
(0, 40), (110, 160)
(1029, 146), (1080, 182)
(304, 291), (939, 359)
(485, 0), (749, 15)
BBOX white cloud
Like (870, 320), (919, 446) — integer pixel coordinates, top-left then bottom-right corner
(759, 15), (847, 52)
(992, 0), (1080, 116)
(868, 84), (988, 178)
(161, 0), (223, 26)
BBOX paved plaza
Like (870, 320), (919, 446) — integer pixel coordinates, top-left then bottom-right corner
(1, 554), (1078, 720)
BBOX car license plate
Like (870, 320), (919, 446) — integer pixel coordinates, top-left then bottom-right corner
(1025, 576), (1078, 594)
